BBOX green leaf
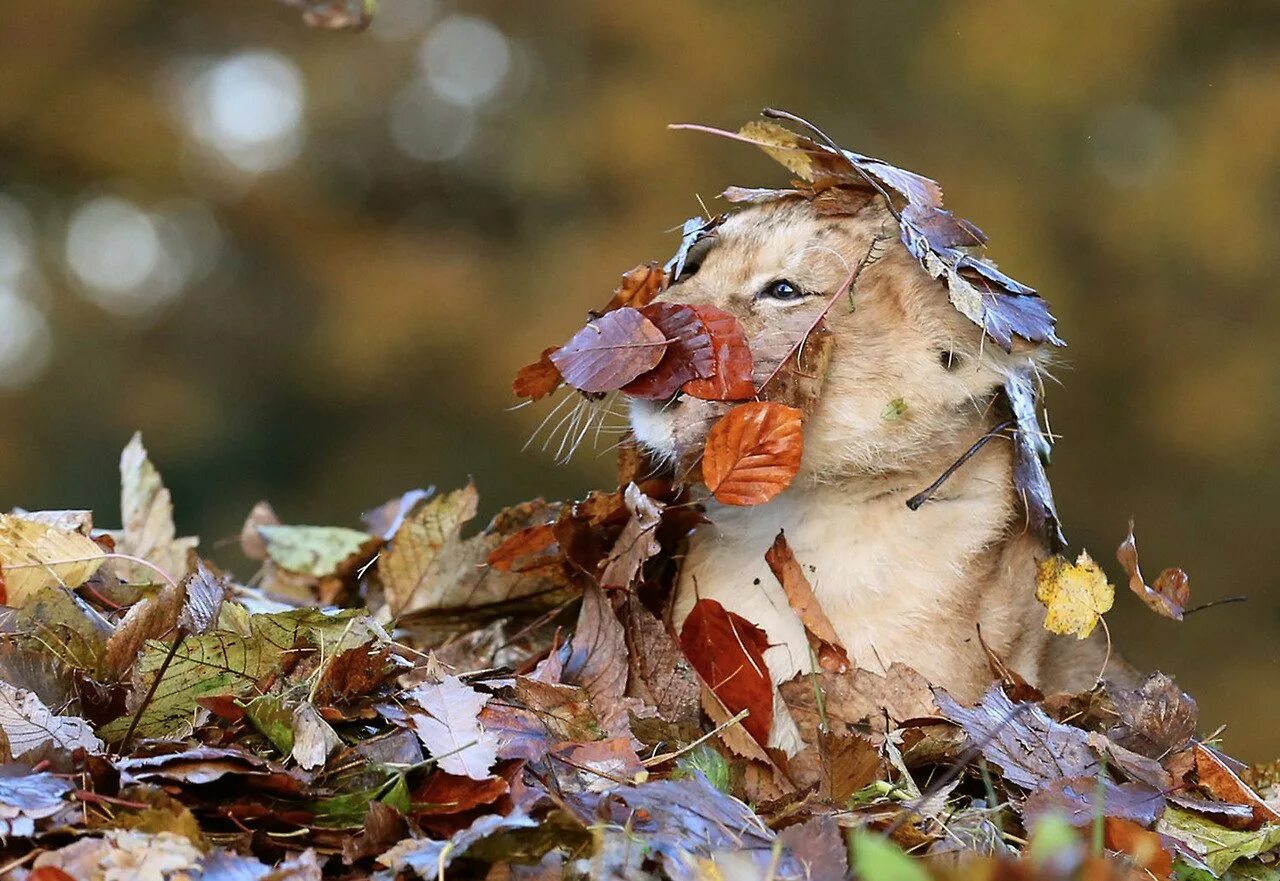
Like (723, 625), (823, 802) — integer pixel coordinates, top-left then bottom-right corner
(243, 695), (294, 756)
(1160, 807), (1280, 876)
(848, 830), (930, 881)
(674, 745), (730, 793)
(256, 525), (376, 577)
(15, 586), (112, 674)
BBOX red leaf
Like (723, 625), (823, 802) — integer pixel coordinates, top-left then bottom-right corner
(549, 308), (668, 394)
(1117, 520), (1189, 621)
(702, 402), (803, 506)
(601, 262), (667, 314)
(512, 347), (563, 401)
(682, 306), (755, 401)
(679, 598), (773, 746)
(621, 304), (714, 400)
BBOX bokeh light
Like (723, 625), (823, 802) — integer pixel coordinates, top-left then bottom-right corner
(418, 15), (510, 108)
(0, 286), (51, 390)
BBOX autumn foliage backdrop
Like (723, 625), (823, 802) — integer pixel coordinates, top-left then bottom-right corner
(0, 1), (1277, 758)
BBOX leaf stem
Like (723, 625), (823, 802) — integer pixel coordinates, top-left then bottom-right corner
(116, 627), (187, 756)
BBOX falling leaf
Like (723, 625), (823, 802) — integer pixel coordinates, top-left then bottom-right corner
(549, 307), (669, 395)
(601, 262), (667, 313)
(597, 483), (663, 590)
(764, 529), (848, 672)
(117, 434), (197, 584)
(405, 676), (499, 781)
(256, 524), (378, 578)
(679, 598), (774, 746)
(681, 305), (756, 401)
(1117, 520), (1190, 621)
(0, 515), (105, 607)
(278, 0), (375, 30)
(620, 303), (714, 400)
(1036, 551), (1114, 640)
(0, 681), (102, 757)
(701, 401), (804, 506)
(935, 685), (1100, 790)
(379, 484), (479, 617)
(511, 347), (563, 402)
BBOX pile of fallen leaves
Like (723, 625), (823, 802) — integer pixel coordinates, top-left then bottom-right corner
(0, 112), (1276, 881)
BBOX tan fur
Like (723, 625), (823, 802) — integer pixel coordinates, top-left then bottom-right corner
(629, 198), (1105, 750)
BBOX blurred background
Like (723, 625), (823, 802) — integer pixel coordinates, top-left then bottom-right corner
(1, 0), (1277, 757)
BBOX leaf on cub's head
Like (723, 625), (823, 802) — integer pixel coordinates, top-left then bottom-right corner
(1035, 551), (1114, 640)
(702, 401), (803, 506)
(681, 306), (755, 402)
(679, 598), (774, 746)
(511, 346), (563, 401)
(1116, 520), (1189, 621)
(549, 308), (669, 395)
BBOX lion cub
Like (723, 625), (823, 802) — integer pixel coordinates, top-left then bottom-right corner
(629, 197), (1102, 748)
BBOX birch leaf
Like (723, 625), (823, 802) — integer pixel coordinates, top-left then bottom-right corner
(405, 675), (498, 780)
(1035, 551), (1114, 640)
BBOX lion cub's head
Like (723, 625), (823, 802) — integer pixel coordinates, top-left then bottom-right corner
(629, 196), (1043, 486)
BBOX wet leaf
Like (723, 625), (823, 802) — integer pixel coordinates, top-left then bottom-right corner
(780, 662), (936, 744)
(679, 598), (773, 746)
(764, 529), (849, 672)
(701, 401), (803, 506)
(1117, 520), (1190, 621)
(1036, 551), (1114, 640)
(0, 514), (105, 607)
(549, 307), (668, 395)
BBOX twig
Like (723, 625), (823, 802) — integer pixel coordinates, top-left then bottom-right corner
(116, 628), (187, 756)
(905, 421), (1016, 511)
(1182, 595), (1247, 616)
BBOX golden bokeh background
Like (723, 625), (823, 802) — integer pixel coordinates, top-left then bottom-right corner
(1, 1), (1277, 757)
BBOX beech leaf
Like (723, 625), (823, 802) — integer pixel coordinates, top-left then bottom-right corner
(764, 529), (848, 672)
(620, 303), (714, 400)
(511, 346), (563, 401)
(405, 676), (499, 781)
(679, 598), (774, 746)
(702, 401), (803, 506)
(1117, 520), (1190, 621)
(681, 305), (756, 401)
(549, 307), (669, 395)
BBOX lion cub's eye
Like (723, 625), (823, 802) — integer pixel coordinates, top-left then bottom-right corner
(758, 279), (806, 302)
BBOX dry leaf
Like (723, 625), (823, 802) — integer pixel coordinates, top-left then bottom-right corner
(681, 305), (755, 401)
(0, 515), (105, 607)
(597, 483), (663, 590)
(764, 529), (848, 672)
(0, 681), (103, 758)
(380, 484), (479, 617)
(117, 434), (197, 584)
(511, 346), (563, 401)
(405, 676), (499, 781)
(1035, 551), (1114, 639)
(549, 307), (668, 395)
(702, 401), (804, 506)
(1117, 520), (1190, 621)
(601, 262), (667, 313)
(679, 598), (774, 746)
(620, 303), (714, 400)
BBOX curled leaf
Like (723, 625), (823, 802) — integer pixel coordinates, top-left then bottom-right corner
(1117, 520), (1189, 621)
(702, 402), (803, 506)
(1035, 551), (1114, 640)
(602, 262), (667, 313)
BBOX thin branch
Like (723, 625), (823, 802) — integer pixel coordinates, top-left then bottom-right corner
(905, 421), (1016, 511)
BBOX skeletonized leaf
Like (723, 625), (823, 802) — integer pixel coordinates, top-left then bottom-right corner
(0, 515), (105, 608)
(680, 598), (774, 746)
(257, 525), (378, 578)
(1035, 551), (1114, 640)
(379, 484), (479, 617)
(682, 306), (756, 401)
(621, 303), (714, 400)
(0, 681), (102, 757)
(1117, 520), (1189, 621)
(405, 676), (499, 780)
(511, 346), (563, 401)
(702, 402), (803, 506)
(549, 307), (668, 395)
(764, 530), (848, 672)
(118, 434), (197, 584)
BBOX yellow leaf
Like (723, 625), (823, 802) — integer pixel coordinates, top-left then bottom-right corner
(1035, 551), (1114, 640)
(0, 514), (105, 607)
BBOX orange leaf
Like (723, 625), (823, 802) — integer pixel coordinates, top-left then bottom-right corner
(682, 306), (755, 401)
(764, 530), (848, 672)
(512, 347), (563, 401)
(1104, 817), (1172, 879)
(601, 262), (667, 313)
(1193, 742), (1280, 827)
(702, 402), (803, 506)
(487, 523), (557, 572)
(679, 598), (774, 746)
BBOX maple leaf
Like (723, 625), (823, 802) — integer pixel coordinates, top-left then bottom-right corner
(117, 434), (197, 584)
(1036, 551), (1114, 640)
(549, 307), (669, 395)
(679, 598), (774, 746)
(405, 676), (499, 781)
(1117, 520), (1190, 621)
(764, 529), (849, 672)
(702, 401), (804, 506)
(0, 514), (105, 607)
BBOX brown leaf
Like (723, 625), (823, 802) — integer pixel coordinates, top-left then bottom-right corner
(977, 624), (1042, 703)
(760, 323), (834, 418)
(681, 306), (755, 401)
(679, 598), (773, 746)
(789, 731), (882, 800)
(563, 583), (628, 709)
(601, 262), (667, 314)
(1192, 742), (1280, 828)
(177, 561), (226, 634)
(1106, 672), (1197, 759)
(621, 304), (715, 400)
(1117, 520), (1190, 620)
(776, 815), (849, 881)
(361, 488), (432, 541)
(486, 523), (557, 573)
(104, 583), (182, 676)
(1021, 776), (1166, 827)
(764, 530), (848, 672)
(511, 347), (563, 401)
(702, 402), (804, 506)
(935, 685), (1100, 790)
(549, 307), (668, 395)
(313, 641), (400, 706)
(481, 678), (603, 762)
(780, 663), (936, 745)
(621, 596), (700, 726)
(598, 484), (664, 590)
(238, 501), (279, 562)
(413, 769), (509, 816)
